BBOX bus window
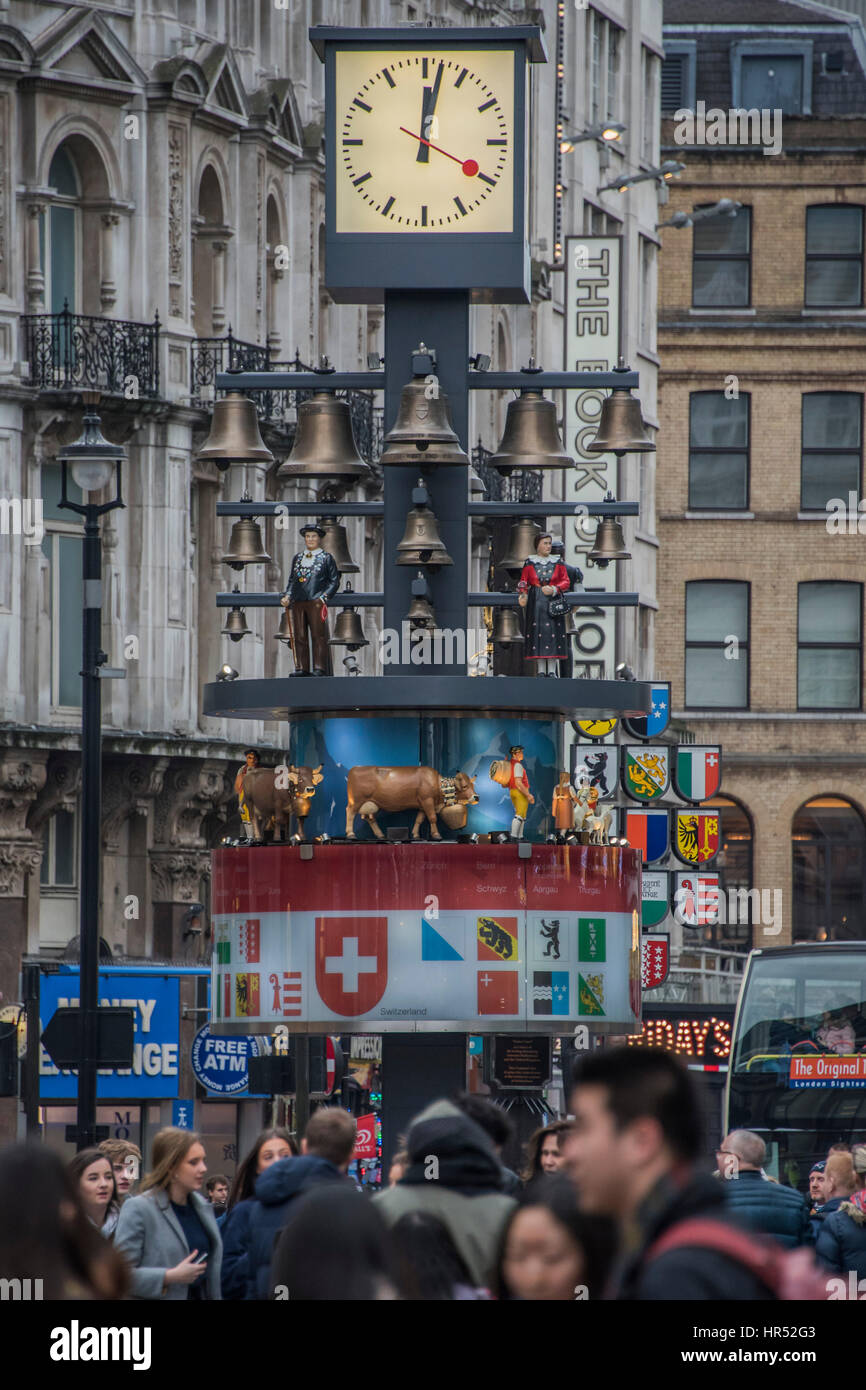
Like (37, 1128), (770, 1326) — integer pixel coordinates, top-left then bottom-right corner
(732, 951), (866, 1075)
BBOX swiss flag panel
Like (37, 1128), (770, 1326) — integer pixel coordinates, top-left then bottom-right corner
(315, 916), (388, 1016)
(477, 969), (519, 1015)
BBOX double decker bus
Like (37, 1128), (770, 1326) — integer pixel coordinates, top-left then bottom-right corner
(726, 943), (866, 1190)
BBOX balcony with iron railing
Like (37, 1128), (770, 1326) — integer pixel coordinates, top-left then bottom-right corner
(471, 440), (543, 501)
(190, 334), (384, 466)
(21, 303), (161, 398)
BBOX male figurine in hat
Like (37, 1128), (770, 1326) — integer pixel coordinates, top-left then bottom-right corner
(280, 525), (340, 676)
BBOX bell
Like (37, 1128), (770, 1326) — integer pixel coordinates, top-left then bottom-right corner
(320, 519), (359, 573)
(274, 608), (293, 644)
(585, 361), (655, 454)
(499, 516), (543, 573)
(221, 516), (272, 570)
(277, 392), (370, 480)
(197, 392), (274, 470)
(490, 391), (574, 472)
(564, 605), (579, 637)
(221, 589), (250, 642)
(395, 505), (453, 567)
(589, 516), (631, 565)
(329, 607), (368, 651)
(469, 465), (486, 495)
(381, 375), (469, 468)
(406, 595), (436, 629)
(492, 607), (524, 644)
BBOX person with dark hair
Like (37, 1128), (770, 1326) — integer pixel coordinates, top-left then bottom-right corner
(206, 1175), (229, 1214)
(220, 1127), (297, 1299)
(563, 1048), (777, 1299)
(280, 524), (340, 676)
(114, 1127), (222, 1300)
(522, 1120), (573, 1184)
(269, 1185), (398, 1300)
(391, 1211), (489, 1300)
(0, 1144), (128, 1300)
(517, 532), (570, 677)
(242, 1108), (356, 1299)
(374, 1099), (516, 1288)
(452, 1093), (522, 1196)
(494, 1176), (616, 1301)
(68, 1148), (121, 1239)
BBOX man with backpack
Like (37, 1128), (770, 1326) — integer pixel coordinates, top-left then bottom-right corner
(563, 1048), (824, 1300)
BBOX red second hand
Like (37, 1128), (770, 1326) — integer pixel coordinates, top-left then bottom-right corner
(399, 127), (479, 177)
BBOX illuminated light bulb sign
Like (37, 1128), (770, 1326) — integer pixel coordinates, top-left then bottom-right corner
(627, 1015), (732, 1061)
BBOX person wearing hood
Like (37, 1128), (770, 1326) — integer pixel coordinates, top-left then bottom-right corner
(807, 1153), (857, 1243)
(243, 1108), (356, 1300)
(373, 1098), (517, 1289)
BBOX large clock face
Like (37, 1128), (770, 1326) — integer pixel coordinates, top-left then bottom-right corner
(335, 48), (515, 235)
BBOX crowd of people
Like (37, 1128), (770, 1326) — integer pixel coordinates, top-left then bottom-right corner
(1, 1047), (864, 1300)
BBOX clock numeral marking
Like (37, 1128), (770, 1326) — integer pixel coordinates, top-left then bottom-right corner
(453, 196), (467, 216)
(353, 98), (372, 113)
(382, 69), (395, 88)
(454, 68), (468, 88)
(343, 139), (364, 145)
(422, 58), (428, 78)
(487, 139), (508, 146)
(421, 205), (427, 226)
(477, 172), (497, 187)
(382, 196), (395, 216)
(478, 98), (497, 113)
(353, 171), (372, 186)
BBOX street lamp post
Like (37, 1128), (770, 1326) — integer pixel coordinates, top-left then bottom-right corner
(57, 392), (126, 1151)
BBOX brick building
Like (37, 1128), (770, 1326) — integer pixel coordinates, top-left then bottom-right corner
(658, 0), (866, 952)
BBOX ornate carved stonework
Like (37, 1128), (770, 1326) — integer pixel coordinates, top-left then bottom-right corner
(0, 843), (43, 898)
(168, 123), (185, 317)
(151, 759), (230, 850)
(150, 849), (211, 903)
(101, 756), (169, 853)
(27, 754), (81, 837)
(0, 751), (48, 896)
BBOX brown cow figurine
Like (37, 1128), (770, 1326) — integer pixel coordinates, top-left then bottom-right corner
(345, 766), (478, 841)
(241, 764), (323, 842)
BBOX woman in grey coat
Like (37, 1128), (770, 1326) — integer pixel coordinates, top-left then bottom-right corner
(114, 1127), (222, 1300)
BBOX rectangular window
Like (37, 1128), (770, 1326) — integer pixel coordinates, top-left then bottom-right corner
(685, 581), (749, 708)
(40, 809), (77, 888)
(590, 12), (603, 124)
(41, 463), (84, 709)
(798, 582), (862, 710)
(607, 26), (620, 122)
(805, 206), (863, 308)
(801, 393), (862, 510)
(661, 42), (696, 114)
(693, 208), (751, 307)
(689, 393), (750, 509)
(740, 54), (804, 113)
(639, 236), (657, 350)
(642, 50), (659, 163)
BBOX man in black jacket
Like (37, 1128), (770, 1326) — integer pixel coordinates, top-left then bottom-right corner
(280, 525), (340, 675)
(563, 1049), (775, 1299)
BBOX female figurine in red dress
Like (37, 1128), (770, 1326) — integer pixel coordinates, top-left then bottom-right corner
(517, 533), (571, 677)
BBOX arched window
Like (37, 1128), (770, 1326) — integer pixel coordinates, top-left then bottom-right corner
(47, 146), (80, 313)
(705, 794), (753, 950)
(792, 796), (866, 942)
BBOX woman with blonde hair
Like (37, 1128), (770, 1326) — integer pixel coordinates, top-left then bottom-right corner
(114, 1127), (222, 1300)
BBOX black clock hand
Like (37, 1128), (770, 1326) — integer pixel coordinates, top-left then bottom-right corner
(417, 61), (444, 164)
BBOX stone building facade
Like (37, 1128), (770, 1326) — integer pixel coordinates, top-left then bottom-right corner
(657, 0), (866, 954)
(0, 0), (661, 1136)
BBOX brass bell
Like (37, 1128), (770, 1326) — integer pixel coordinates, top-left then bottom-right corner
(499, 517), (543, 573)
(492, 606), (525, 644)
(329, 607), (368, 651)
(221, 589), (250, 642)
(589, 516), (631, 566)
(490, 390), (574, 472)
(406, 595), (436, 629)
(274, 608), (293, 643)
(564, 604), (579, 637)
(320, 519), (359, 573)
(396, 504), (453, 567)
(381, 359), (469, 467)
(469, 464), (486, 495)
(585, 359), (656, 455)
(222, 516), (272, 570)
(197, 392), (274, 471)
(277, 392), (370, 480)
